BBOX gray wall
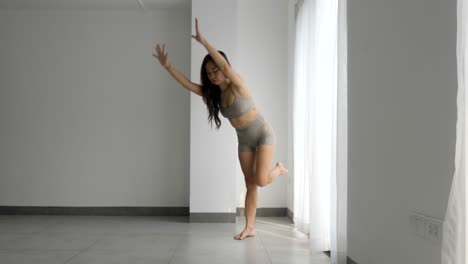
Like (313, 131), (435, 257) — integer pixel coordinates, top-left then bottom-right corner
(0, 8), (192, 206)
(0, 2), (290, 210)
(348, 0), (456, 263)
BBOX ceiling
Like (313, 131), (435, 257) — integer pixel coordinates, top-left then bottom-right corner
(0, 0), (191, 10)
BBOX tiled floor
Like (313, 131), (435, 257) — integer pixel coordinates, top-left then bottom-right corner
(0, 215), (331, 264)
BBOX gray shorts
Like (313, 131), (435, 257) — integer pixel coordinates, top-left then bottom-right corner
(235, 114), (276, 152)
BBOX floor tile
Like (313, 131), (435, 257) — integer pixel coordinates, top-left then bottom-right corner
(0, 215), (331, 264)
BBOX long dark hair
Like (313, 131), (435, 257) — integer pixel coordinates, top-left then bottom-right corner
(200, 51), (230, 130)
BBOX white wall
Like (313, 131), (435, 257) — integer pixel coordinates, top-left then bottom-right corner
(347, 0), (456, 263)
(190, 0), (240, 214)
(189, 0), (290, 214)
(0, 8), (192, 206)
(236, 0), (290, 208)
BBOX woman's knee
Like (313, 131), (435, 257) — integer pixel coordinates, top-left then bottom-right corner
(255, 175), (268, 187)
(255, 168), (270, 186)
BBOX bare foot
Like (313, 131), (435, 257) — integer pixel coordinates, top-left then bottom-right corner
(276, 162), (288, 175)
(234, 227), (256, 240)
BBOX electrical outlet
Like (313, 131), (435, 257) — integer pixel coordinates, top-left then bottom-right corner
(410, 211), (443, 242)
(425, 219), (442, 242)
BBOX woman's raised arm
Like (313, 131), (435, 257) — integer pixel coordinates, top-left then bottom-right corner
(153, 43), (202, 96)
(191, 18), (245, 89)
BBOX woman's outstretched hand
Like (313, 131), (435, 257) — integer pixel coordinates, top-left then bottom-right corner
(191, 17), (205, 44)
(152, 43), (171, 69)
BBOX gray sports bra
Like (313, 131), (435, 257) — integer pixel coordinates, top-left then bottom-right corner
(220, 94), (255, 119)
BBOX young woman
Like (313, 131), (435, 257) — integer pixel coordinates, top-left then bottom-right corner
(152, 18), (288, 240)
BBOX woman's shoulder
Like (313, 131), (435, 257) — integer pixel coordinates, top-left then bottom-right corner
(230, 83), (251, 98)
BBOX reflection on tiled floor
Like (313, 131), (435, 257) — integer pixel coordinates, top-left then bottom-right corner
(0, 215), (331, 264)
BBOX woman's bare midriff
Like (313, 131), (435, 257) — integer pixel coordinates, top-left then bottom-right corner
(228, 108), (259, 128)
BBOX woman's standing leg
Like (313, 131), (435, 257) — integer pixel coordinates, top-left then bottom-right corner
(255, 144), (288, 187)
(235, 150), (257, 240)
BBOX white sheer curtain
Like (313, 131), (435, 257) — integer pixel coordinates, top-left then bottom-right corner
(292, 0), (347, 263)
(441, 0), (467, 263)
